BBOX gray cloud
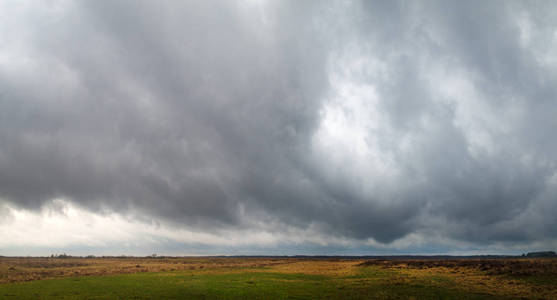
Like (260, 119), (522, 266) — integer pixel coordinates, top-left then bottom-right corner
(1, 0), (556, 252)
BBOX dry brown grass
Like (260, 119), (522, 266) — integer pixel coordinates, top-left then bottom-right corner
(359, 258), (557, 276)
(0, 257), (290, 284)
(358, 259), (557, 299)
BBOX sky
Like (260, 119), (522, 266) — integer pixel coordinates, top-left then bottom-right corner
(1, 0), (557, 256)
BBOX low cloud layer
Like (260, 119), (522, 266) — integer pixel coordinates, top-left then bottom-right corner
(1, 0), (557, 254)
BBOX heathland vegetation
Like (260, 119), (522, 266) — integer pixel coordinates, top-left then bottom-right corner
(0, 256), (556, 299)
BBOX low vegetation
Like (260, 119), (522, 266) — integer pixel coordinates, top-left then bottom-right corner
(0, 257), (555, 299)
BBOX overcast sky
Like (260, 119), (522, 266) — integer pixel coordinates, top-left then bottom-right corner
(1, 0), (557, 256)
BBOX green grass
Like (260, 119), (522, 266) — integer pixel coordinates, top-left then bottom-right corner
(508, 274), (557, 287)
(0, 268), (514, 300)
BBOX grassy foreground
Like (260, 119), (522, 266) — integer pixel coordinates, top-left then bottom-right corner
(0, 257), (556, 299)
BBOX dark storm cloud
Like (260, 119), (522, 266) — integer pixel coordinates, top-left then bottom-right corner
(0, 0), (333, 227)
(1, 0), (556, 248)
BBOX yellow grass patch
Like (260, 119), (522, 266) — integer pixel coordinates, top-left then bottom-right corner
(268, 259), (363, 276)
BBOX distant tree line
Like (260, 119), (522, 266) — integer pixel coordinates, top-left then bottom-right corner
(48, 253), (164, 258)
(522, 251), (556, 258)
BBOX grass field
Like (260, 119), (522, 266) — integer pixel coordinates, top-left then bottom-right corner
(0, 257), (556, 299)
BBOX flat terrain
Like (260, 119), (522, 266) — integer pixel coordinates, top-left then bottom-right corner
(0, 257), (556, 299)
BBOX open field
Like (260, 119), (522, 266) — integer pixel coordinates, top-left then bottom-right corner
(0, 257), (556, 299)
